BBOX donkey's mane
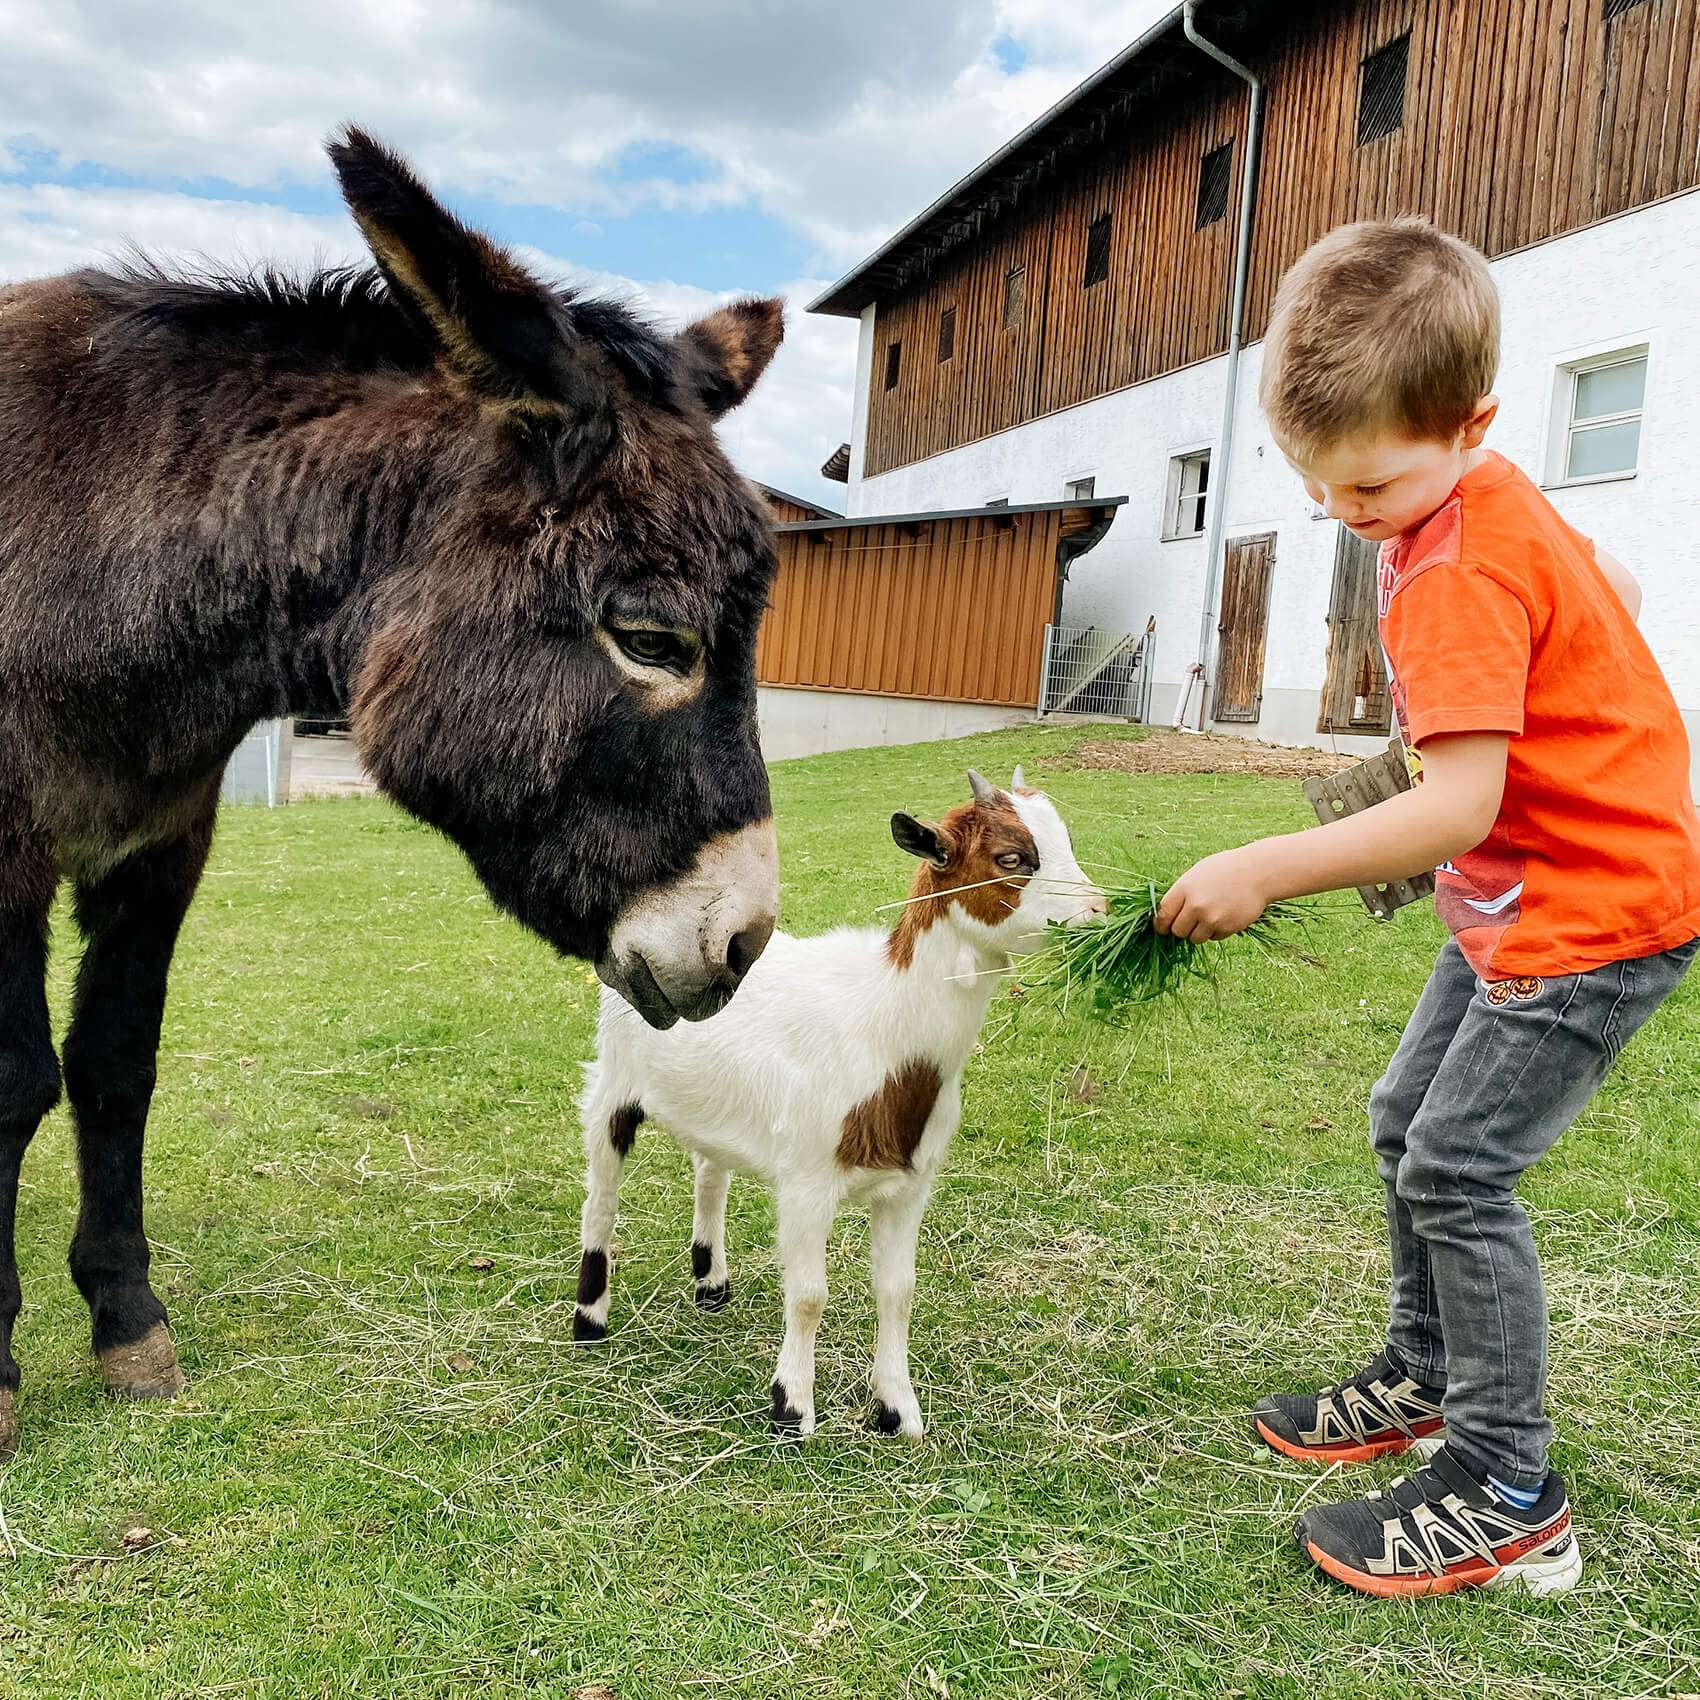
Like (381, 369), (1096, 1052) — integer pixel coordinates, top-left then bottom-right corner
(80, 256), (679, 397)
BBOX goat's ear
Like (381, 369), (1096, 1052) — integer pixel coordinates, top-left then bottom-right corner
(675, 297), (784, 418)
(328, 125), (571, 408)
(891, 812), (953, 869)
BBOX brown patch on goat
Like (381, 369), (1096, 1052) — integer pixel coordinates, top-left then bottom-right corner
(609, 1102), (644, 1157)
(886, 796), (1038, 968)
(837, 1058), (942, 1171)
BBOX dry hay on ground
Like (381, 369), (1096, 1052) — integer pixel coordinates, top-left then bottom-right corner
(1065, 729), (1362, 780)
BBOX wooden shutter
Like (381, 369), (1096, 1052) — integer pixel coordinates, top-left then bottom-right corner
(1211, 532), (1276, 724)
(1318, 525), (1392, 734)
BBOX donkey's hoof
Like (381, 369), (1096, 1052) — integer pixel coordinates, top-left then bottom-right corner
(572, 1310), (608, 1344)
(99, 1324), (186, 1401)
(694, 1281), (731, 1312)
(0, 1388), (17, 1460)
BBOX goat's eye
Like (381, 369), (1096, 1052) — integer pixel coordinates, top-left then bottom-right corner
(610, 627), (697, 673)
(995, 852), (1029, 872)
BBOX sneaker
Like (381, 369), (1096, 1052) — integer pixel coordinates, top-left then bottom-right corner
(1253, 1351), (1446, 1465)
(1296, 1445), (1582, 1597)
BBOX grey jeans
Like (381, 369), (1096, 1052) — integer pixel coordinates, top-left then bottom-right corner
(1371, 934), (1698, 1488)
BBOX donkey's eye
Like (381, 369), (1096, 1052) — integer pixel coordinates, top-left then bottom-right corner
(611, 627), (697, 673)
(995, 852), (1029, 872)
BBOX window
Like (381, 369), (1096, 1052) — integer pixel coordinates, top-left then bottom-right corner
(936, 306), (956, 364)
(1082, 213), (1112, 288)
(1064, 476), (1096, 501)
(1357, 32), (1410, 146)
(1554, 348), (1647, 482)
(1196, 143), (1232, 228)
(1163, 450), (1211, 539)
(883, 340), (901, 392)
(984, 496), (1011, 507)
(1003, 265), (1026, 329)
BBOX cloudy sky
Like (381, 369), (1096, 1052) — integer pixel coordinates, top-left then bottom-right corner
(1, 0), (1173, 505)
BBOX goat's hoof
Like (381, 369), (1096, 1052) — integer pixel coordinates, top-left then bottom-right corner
(870, 1395), (924, 1442)
(0, 1388), (16, 1460)
(870, 1399), (902, 1436)
(99, 1325), (186, 1401)
(770, 1382), (812, 1439)
(694, 1281), (730, 1312)
(572, 1311), (608, 1344)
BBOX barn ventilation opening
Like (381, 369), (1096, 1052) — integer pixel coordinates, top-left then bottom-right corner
(884, 340), (902, 391)
(937, 306), (956, 363)
(1083, 213), (1112, 287)
(1003, 265), (1026, 328)
(1195, 143), (1232, 228)
(1357, 33), (1410, 145)
(1604, 0), (1650, 15)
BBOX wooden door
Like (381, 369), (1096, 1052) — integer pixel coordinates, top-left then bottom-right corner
(1318, 526), (1392, 734)
(1211, 532), (1276, 724)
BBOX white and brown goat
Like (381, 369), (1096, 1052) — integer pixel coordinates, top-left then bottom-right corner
(572, 770), (1104, 1438)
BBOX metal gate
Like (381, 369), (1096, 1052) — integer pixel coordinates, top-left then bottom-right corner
(1038, 620), (1155, 721)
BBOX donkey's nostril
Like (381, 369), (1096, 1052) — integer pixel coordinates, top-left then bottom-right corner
(726, 916), (775, 981)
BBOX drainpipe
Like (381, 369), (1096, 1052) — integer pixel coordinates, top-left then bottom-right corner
(1183, 0), (1264, 731)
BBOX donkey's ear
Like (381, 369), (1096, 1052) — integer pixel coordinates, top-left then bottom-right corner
(891, 813), (953, 870)
(328, 126), (568, 407)
(675, 297), (784, 418)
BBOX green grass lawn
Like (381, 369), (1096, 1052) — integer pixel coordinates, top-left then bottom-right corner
(4, 724), (1698, 1699)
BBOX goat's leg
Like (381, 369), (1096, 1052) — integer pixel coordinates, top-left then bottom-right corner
(66, 813), (214, 1399)
(573, 1095), (643, 1343)
(0, 844), (62, 1456)
(690, 1155), (732, 1311)
(770, 1185), (833, 1438)
(868, 1181), (931, 1440)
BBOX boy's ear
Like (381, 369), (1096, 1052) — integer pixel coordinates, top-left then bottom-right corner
(328, 125), (578, 411)
(891, 813), (954, 869)
(675, 297), (785, 418)
(1460, 393), (1500, 450)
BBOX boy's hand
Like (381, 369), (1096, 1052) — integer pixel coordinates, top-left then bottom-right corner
(1155, 847), (1273, 942)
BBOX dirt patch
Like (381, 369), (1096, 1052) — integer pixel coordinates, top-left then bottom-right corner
(1063, 730), (1363, 780)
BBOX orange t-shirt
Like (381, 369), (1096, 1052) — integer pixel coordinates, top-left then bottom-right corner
(1378, 451), (1700, 978)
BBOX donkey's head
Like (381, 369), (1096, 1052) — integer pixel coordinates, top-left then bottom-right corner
(889, 769), (1105, 962)
(329, 129), (784, 1028)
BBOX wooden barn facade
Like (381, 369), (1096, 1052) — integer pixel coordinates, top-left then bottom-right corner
(809, 0), (1700, 768)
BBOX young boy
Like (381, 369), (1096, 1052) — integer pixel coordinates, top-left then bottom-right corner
(1157, 218), (1700, 1598)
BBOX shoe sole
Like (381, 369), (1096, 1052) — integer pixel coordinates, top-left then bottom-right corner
(1306, 1535), (1581, 1598)
(1255, 1416), (1446, 1467)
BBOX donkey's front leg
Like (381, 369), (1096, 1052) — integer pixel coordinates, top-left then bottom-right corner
(0, 851), (63, 1455)
(65, 817), (214, 1400)
(868, 1179), (931, 1441)
(770, 1183), (833, 1438)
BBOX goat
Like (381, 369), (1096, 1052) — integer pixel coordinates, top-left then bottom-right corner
(572, 768), (1105, 1438)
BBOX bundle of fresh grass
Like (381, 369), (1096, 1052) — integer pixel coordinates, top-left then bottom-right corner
(1019, 873), (1312, 1021)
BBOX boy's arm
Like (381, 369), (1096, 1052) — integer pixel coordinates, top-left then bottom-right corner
(1154, 733), (1509, 942)
(1593, 543), (1642, 621)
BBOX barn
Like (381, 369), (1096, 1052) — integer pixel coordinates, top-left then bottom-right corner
(805, 0), (1700, 777)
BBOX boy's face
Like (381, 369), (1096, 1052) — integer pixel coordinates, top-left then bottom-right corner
(1285, 397), (1499, 543)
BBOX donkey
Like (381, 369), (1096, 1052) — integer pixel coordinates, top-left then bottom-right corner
(573, 770), (1104, 1439)
(0, 127), (788, 1454)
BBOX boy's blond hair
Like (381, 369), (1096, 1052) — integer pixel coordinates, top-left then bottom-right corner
(1259, 217), (1500, 463)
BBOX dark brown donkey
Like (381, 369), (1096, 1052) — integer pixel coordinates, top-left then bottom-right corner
(0, 127), (786, 1454)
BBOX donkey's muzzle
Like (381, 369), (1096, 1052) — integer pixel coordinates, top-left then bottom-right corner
(596, 820), (779, 1029)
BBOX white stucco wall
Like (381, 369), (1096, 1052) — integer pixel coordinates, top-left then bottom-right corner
(850, 190), (1700, 775)
(758, 685), (1030, 763)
